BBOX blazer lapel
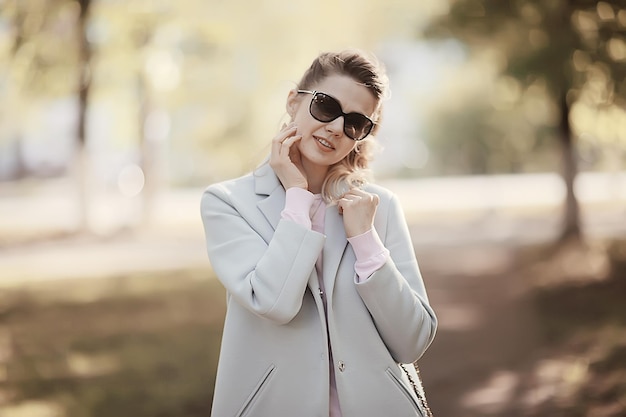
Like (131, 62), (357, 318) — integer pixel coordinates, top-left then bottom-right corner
(254, 162), (349, 301)
(255, 162), (284, 231)
(257, 189), (285, 230)
(322, 204), (349, 300)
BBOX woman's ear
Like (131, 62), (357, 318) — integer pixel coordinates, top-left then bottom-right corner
(286, 89), (299, 118)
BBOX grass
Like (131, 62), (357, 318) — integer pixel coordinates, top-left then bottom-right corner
(0, 269), (226, 417)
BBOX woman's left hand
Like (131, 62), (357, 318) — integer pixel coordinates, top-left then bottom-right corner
(337, 189), (380, 238)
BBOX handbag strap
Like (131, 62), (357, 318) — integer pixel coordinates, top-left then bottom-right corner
(400, 363), (434, 417)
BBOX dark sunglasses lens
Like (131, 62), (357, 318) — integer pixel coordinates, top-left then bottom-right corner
(344, 115), (372, 140)
(311, 93), (341, 122)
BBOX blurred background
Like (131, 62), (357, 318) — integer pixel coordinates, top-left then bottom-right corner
(0, 0), (625, 416)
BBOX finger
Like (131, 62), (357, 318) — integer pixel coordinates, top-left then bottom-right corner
(274, 129), (296, 145)
(340, 190), (360, 199)
(282, 134), (302, 145)
(337, 199), (347, 214)
(272, 124), (297, 144)
(271, 128), (296, 162)
(338, 193), (360, 203)
(343, 189), (379, 205)
(272, 131), (297, 161)
(342, 195), (360, 203)
(344, 188), (369, 198)
(279, 121), (295, 131)
(279, 135), (302, 155)
(337, 197), (357, 211)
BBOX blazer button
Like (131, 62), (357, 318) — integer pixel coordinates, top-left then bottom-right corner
(338, 361), (345, 372)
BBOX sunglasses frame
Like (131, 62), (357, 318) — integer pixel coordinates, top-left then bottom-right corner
(297, 90), (374, 141)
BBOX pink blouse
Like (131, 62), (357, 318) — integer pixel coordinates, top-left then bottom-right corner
(280, 187), (390, 417)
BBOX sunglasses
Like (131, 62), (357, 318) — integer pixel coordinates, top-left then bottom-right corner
(297, 90), (375, 141)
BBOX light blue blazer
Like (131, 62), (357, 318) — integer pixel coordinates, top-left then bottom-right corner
(200, 163), (437, 417)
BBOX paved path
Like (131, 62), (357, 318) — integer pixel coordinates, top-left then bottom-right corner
(0, 173), (624, 288)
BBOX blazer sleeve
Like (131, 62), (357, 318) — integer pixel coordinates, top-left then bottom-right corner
(200, 184), (325, 325)
(355, 193), (437, 363)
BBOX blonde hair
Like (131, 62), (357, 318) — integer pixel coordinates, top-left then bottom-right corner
(297, 50), (389, 202)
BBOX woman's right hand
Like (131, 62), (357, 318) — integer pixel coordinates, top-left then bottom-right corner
(269, 123), (308, 190)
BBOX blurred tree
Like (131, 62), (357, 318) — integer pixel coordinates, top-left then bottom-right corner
(126, 6), (170, 227)
(76, 0), (93, 232)
(5, 0), (93, 230)
(6, 0), (79, 93)
(426, 0), (626, 242)
(3, 0), (78, 176)
(5, 0), (175, 230)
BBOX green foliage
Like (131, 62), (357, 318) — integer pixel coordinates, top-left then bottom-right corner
(423, 0), (626, 174)
(3, 0), (82, 96)
(428, 0), (626, 101)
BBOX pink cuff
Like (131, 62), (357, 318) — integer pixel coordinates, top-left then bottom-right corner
(347, 228), (389, 282)
(281, 187), (315, 229)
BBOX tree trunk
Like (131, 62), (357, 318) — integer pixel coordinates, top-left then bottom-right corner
(138, 73), (157, 229)
(75, 0), (92, 232)
(558, 90), (581, 242)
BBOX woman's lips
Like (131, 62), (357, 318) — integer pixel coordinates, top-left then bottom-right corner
(315, 136), (335, 150)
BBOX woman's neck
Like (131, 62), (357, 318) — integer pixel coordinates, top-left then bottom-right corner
(301, 159), (329, 195)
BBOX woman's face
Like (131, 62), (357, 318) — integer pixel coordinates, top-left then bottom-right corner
(287, 74), (377, 169)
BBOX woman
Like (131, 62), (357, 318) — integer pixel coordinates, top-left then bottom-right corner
(201, 50), (437, 417)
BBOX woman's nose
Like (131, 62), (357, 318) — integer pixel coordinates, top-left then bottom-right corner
(325, 116), (344, 137)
